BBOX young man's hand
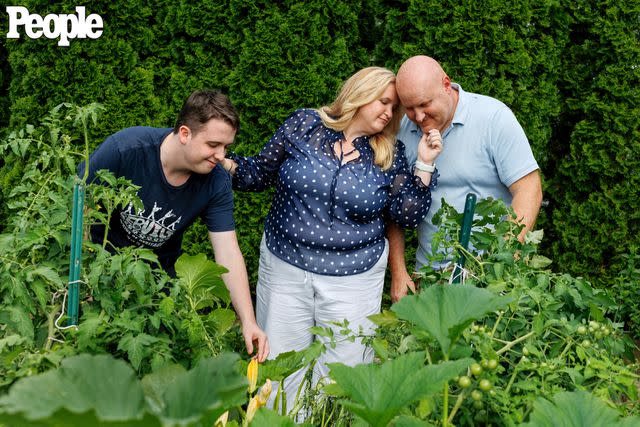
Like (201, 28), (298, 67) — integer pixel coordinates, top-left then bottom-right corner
(241, 321), (269, 362)
(209, 230), (270, 362)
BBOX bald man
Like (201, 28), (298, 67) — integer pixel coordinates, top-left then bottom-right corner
(387, 56), (542, 302)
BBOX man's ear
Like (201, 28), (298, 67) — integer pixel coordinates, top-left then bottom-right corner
(442, 75), (452, 91)
(178, 125), (191, 145)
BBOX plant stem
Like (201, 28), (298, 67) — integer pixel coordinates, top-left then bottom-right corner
(102, 211), (111, 248)
(504, 365), (520, 394)
(443, 380), (449, 426)
(21, 175), (53, 229)
(44, 304), (60, 351)
(491, 310), (505, 336)
(442, 354), (449, 426)
(454, 243), (485, 276)
(447, 390), (467, 424)
(81, 112), (90, 183)
(558, 338), (574, 359)
(496, 331), (535, 355)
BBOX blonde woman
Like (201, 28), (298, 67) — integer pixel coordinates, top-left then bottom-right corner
(222, 67), (442, 412)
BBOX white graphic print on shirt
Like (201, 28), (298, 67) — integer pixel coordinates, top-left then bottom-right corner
(120, 202), (182, 248)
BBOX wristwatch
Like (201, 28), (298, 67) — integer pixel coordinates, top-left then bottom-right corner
(414, 160), (436, 173)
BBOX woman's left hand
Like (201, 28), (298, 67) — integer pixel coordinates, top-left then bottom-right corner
(417, 129), (443, 164)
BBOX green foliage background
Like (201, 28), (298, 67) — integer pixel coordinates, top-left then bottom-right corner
(1, 1), (638, 333)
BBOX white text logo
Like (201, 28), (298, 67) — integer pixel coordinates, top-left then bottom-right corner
(6, 6), (103, 47)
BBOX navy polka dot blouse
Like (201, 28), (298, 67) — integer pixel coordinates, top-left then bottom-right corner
(230, 109), (437, 276)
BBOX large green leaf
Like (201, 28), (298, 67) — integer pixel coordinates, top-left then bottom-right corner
(392, 284), (511, 355)
(160, 353), (247, 426)
(251, 340), (326, 384)
(250, 408), (312, 426)
(175, 253), (230, 305)
(328, 352), (472, 427)
(141, 364), (187, 414)
(0, 354), (155, 426)
(521, 390), (640, 427)
(0, 353), (251, 427)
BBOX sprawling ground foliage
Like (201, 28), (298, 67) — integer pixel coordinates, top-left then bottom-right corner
(0, 0), (638, 337)
(0, 109), (638, 426)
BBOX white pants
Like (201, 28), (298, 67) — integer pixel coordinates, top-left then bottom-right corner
(256, 236), (387, 415)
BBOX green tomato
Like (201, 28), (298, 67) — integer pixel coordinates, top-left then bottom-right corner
(603, 327), (611, 336)
(589, 320), (599, 329)
(479, 379), (492, 391)
(471, 390), (483, 401)
(473, 400), (484, 409)
(470, 363), (483, 376)
(581, 339), (591, 348)
(594, 331), (603, 339)
(577, 325), (587, 335)
(481, 359), (489, 368)
(458, 376), (472, 388)
(487, 359), (498, 370)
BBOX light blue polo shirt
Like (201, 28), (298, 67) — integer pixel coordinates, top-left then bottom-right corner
(397, 84), (539, 270)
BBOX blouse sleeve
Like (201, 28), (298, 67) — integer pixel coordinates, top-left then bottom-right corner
(386, 140), (439, 228)
(229, 109), (308, 192)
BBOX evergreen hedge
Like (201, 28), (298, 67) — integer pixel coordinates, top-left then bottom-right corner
(1, 0), (638, 335)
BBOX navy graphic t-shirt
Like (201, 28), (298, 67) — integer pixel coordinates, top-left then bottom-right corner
(78, 127), (235, 276)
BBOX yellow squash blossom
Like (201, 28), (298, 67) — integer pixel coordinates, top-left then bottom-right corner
(215, 411), (228, 427)
(247, 358), (258, 393)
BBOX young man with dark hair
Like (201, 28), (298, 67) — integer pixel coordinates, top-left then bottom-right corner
(79, 90), (269, 361)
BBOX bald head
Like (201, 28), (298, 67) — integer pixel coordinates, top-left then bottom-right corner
(396, 56), (447, 98)
(395, 56), (458, 133)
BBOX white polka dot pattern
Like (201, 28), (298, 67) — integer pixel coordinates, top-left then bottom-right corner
(229, 109), (438, 276)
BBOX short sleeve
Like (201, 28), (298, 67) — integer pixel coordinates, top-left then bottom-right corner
(202, 170), (235, 232)
(491, 107), (539, 187)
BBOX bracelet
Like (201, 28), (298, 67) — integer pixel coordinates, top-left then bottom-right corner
(414, 160), (436, 173)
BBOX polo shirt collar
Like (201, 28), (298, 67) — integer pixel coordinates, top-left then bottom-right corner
(450, 83), (468, 126)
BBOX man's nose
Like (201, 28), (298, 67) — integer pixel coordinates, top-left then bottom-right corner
(213, 148), (226, 161)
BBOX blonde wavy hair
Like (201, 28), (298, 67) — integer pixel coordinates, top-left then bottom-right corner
(317, 67), (402, 171)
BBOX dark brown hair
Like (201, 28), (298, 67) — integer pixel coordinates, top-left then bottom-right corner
(173, 90), (239, 134)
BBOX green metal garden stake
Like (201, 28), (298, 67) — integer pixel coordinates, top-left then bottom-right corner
(452, 193), (477, 284)
(66, 182), (85, 326)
